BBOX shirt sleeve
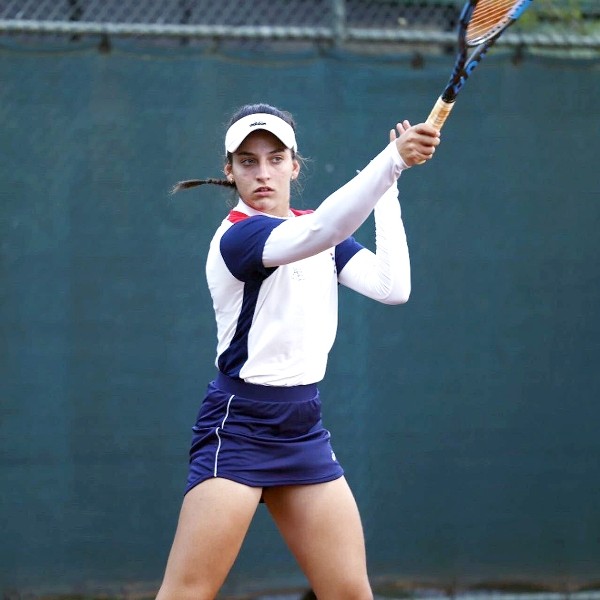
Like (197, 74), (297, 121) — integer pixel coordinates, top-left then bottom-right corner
(337, 182), (411, 305)
(262, 141), (408, 267)
(219, 216), (283, 282)
(335, 236), (364, 274)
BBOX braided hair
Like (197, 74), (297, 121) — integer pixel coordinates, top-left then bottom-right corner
(170, 103), (297, 195)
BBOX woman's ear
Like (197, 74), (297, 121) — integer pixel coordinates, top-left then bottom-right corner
(223, 163), (232, 179)
(291, 158), (300, 181)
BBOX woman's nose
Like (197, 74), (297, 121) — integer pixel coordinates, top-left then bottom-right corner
(256, 160), (270, 180)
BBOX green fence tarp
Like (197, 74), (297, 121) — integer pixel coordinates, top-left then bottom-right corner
(1, 44), (600, 592)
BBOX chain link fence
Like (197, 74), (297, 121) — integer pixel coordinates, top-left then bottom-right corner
(1, 0), (599, 55)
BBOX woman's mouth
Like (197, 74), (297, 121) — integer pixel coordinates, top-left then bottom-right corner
(254, 187), (274, 196)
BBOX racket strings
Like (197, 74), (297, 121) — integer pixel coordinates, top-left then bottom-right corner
(467, 0), (522, 45)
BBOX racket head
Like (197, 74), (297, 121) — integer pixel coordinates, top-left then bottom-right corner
(430, 0), (532, 125)
(466, 0), (532, 46)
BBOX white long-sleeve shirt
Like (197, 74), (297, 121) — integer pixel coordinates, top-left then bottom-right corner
(205, 141), (410, 386)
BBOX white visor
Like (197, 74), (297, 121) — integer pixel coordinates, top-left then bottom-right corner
(225, 113), (297, 154)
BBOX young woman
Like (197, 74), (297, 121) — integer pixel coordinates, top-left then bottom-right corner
(157, 103), (440, 600)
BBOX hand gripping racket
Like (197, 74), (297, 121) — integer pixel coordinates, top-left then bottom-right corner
(426, 0), (532, 131)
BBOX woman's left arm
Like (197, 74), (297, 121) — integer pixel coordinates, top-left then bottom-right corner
(337, 183), (410, 305)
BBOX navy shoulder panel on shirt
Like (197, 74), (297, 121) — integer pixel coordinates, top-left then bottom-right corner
(220, 215), (283, 281)
(335, 236), (364, 274)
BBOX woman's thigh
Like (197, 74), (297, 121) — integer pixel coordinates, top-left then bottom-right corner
(263, 477), (373, 600)
(157, 477), (262, 600)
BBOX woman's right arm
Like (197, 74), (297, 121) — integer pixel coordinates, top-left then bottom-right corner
(262, 122), (439, 267)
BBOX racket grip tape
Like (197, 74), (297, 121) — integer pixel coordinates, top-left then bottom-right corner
(426, 97), (455, 131)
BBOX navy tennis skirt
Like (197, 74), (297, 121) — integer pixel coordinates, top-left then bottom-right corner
(185, 372), (344, 493)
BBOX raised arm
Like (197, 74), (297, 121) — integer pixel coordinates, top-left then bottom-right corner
(262, 121), (439, 267)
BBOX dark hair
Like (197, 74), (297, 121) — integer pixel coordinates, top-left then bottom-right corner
(170, 103), (297, 195)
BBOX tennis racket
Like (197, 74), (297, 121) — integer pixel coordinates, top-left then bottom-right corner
(426, 0), (532, 130)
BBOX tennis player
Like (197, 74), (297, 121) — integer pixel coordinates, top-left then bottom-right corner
(156, 103), (440, 600)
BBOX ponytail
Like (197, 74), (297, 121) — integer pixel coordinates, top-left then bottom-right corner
(169, 178), (235, 195)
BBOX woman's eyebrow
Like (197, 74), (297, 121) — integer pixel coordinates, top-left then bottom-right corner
(237, 147), (286, 157)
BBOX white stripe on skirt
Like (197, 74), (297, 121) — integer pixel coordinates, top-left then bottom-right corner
(213, 394), (235, 477)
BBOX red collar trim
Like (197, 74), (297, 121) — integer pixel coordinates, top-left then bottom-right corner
(227, 210), (250, 223)
(227, 207), (314, 223)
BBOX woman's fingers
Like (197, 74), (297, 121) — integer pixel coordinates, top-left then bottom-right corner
(394, 122), (441, 166)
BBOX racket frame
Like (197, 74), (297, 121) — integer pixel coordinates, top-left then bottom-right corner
(426, 0), (532, 130)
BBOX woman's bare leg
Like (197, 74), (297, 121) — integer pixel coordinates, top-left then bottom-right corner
(156, 478), (262, 600)
(263, 477), (373, 600)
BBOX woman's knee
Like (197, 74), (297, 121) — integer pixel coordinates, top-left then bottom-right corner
(155, 580), (217, 600)
(313, 578), (373, 600)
